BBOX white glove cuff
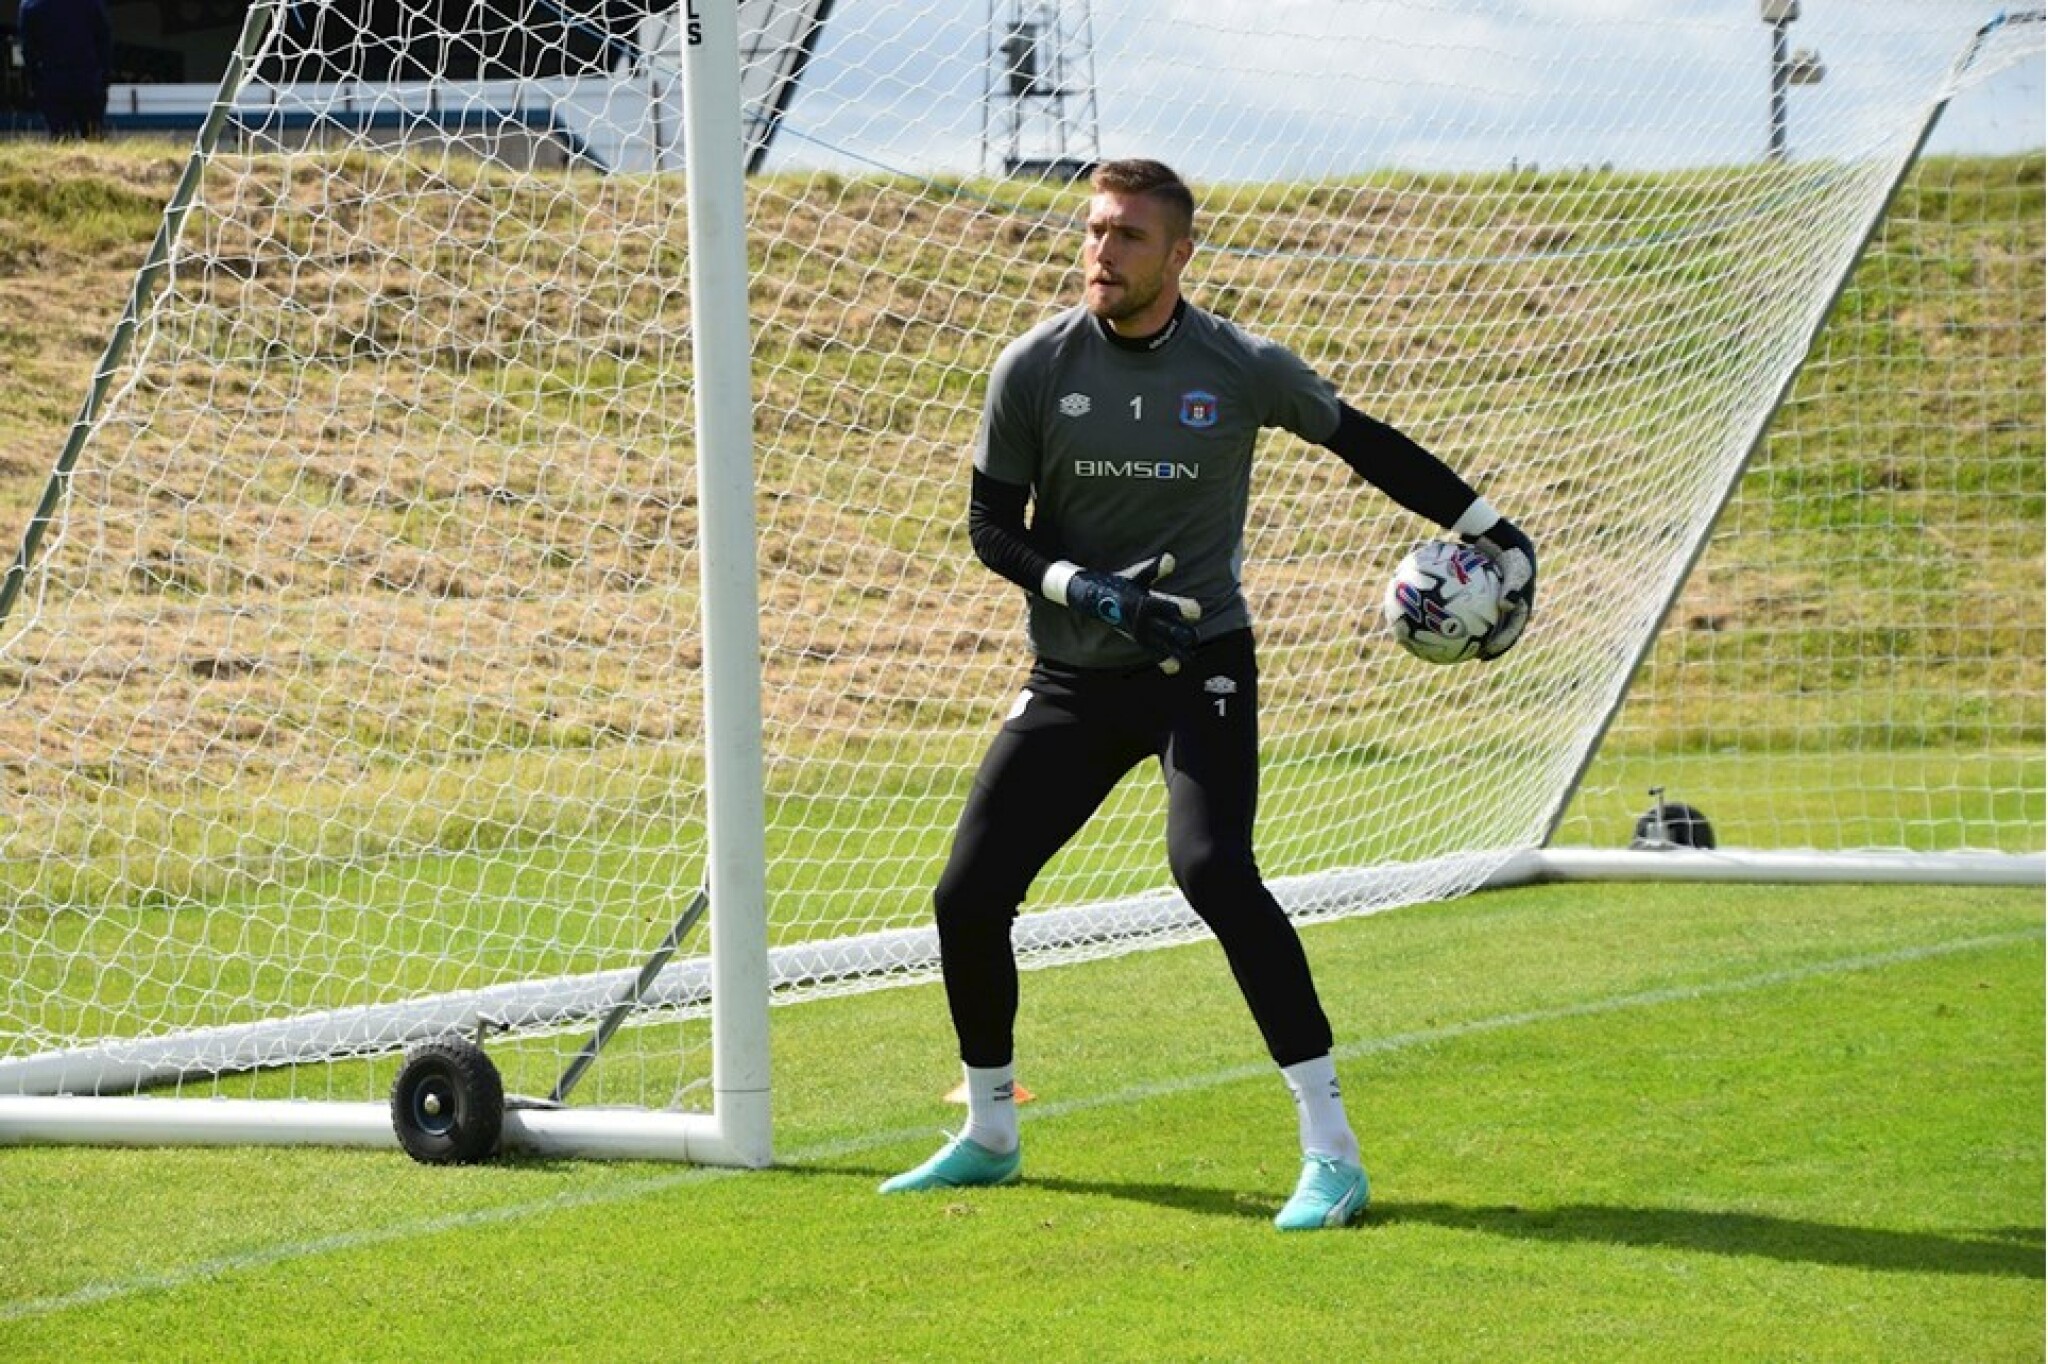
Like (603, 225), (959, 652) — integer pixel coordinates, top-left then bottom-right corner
(1041, 560), (1081, 607)
(1451, 497), (1501, 539)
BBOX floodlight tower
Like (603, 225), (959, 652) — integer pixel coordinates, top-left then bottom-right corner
(1761, 0), (1827, 160)
(982, 0), (1100, 180)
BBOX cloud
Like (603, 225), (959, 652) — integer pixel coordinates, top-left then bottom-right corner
(769, 1), (2042, 177)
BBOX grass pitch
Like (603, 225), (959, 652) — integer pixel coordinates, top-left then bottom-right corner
(0, 141), (2038, 1363)
(1, 878), (2038, 1362)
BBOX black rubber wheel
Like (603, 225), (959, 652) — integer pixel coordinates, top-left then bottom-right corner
(391, 1037), (505, 1165)
(1632, 801), (1717, 850)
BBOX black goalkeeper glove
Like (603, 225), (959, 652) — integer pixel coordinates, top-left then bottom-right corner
(1061, 553), (1203, 673)
(1462, 514), (1537, 660)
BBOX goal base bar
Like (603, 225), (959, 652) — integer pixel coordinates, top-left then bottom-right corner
(0, 1094), (771, 1166)
(3, 846), (2035, 1102)
(1497, 848), (2043, 887)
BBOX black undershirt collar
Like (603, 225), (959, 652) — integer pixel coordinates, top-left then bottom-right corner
(1095, 297), (1188, 353)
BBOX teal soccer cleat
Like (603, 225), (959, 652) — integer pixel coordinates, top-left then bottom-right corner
(1273, 1154), (1370, 1231)
(878, 1135), (1022, 1194)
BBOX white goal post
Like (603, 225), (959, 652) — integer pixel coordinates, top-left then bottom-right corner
(0, 2), (2039, 1159)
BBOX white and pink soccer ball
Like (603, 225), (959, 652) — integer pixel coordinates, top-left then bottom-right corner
(1382, 540), (1503, 665)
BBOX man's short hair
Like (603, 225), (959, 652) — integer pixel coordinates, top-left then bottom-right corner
(1089, 159), (1196, 240)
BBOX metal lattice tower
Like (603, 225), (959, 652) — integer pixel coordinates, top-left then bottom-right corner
(982, 0), (1100, 179)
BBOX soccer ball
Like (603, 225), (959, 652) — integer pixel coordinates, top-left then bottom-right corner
(1382, 540), (1503, 665)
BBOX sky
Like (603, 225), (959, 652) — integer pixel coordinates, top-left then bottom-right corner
(754, 0), (2044, 179)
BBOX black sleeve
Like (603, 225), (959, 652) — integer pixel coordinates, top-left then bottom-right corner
(1321, 402), (1480, 529)
(967, 467), (1055, 595)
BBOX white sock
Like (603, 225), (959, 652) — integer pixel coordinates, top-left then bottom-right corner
(1281, 1054), (1359, 1164)
(961, 1063), (1019, 1155)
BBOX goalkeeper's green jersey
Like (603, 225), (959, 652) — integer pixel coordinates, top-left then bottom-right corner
(974, 301), (1342, 668)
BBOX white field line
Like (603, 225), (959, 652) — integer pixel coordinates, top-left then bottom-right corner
(4, 926), (2037, 1324)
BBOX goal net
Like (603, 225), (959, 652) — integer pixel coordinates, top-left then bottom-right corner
(0, 1), (2039, 1156)
(1553, 135), (2044, 865)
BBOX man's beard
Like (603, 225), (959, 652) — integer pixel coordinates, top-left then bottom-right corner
(1088, 272), (1162, 322)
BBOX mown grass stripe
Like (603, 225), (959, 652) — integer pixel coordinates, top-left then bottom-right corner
(3, 924), (2034, 1325)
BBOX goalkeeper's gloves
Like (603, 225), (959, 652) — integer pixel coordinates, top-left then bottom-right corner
(1046, 553), (1203, 673)
(1455, 501), (1537, 660)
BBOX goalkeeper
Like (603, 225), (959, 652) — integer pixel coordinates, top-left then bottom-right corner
(879, 159), (1535, 1230)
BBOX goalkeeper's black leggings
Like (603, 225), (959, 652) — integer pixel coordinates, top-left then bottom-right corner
(932, 628), (1336, 1070)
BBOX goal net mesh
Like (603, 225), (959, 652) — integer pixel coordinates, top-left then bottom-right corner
(0, 1), (2038, 1112)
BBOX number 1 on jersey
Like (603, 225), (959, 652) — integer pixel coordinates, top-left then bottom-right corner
(1129, 395), (1143, 421)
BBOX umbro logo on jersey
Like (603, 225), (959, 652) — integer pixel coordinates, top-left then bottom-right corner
(1059, 392), (1092, 417)
(1204, 676), (1238, 696)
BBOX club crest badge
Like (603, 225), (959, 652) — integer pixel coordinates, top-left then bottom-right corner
(1178, 390), (1219, 429)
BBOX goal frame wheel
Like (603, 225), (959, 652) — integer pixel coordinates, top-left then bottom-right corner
(391, 1036), (505, 1165)
(1632, 799), (1717, 850)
